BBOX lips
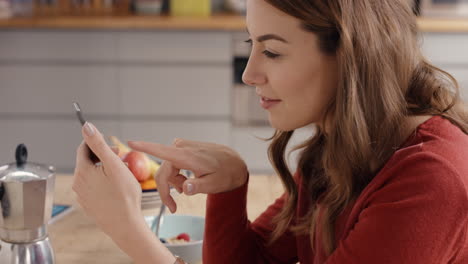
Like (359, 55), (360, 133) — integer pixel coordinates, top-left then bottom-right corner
(259, 96), (281, 109)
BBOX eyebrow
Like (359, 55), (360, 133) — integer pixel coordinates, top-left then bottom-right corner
(246, 28), (289, 44)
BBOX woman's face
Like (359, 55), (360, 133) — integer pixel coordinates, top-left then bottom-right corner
(242, 0), (339, 131)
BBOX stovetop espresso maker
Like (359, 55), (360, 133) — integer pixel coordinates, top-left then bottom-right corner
(0, 144), (56, 264)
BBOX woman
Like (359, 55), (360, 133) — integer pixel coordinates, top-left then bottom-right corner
(73, 0), (468, 263)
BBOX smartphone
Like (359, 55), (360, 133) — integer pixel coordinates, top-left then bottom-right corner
(73, 102), (100, 163)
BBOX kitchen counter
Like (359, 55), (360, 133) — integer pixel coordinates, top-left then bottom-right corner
(417, 17), (468, 33)
(49, 174), (283, 263)
(1, 14), (468, 32)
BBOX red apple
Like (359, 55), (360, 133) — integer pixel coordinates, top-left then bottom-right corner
(122, 151), (152, 181)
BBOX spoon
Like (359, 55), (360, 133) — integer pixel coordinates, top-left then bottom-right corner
(152, 204), (166, 237)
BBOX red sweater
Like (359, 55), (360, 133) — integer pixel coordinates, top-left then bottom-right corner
(203, 116), (468, 263)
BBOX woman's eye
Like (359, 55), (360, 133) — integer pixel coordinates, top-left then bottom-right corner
(262, 50), (280, 59)
(244, 39), (280, 59)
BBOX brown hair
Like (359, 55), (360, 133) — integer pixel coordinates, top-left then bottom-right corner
(264, 0), (468, 255)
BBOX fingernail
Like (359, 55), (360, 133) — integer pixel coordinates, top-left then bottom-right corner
(186, 183), (194, 195)
(84, 122), (95, 137)
(127, 140), (137, 146)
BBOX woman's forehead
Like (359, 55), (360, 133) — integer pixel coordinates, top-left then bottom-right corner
(245, 0), (302, 38)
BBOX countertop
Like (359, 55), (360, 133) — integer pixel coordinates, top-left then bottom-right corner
(1, 14), (468, 32)
(48, 174), (283, 263)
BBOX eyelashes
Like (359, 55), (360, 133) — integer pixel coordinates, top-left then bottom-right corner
(262, 50), (280, 59)
(244, 39), (280, 59)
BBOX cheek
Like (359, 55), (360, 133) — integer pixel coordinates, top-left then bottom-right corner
(276, 68), (328, 108)
(270, 68), (335, 128)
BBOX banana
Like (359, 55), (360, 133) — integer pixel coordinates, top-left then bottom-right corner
(109, 135), (131, 158)
(148, 159), (160, 177)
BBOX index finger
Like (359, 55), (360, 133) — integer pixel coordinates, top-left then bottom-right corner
(155, 161), (179, 213)
(128, 141), (206, 173)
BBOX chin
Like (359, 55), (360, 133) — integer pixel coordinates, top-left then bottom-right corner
(269, 115), (318, 132)
(269, 118), (301, 132)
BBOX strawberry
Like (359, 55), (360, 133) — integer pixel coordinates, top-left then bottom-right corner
(176, 233), (190, 242)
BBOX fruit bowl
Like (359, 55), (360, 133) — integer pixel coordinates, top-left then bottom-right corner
(145, 215), (205, 264)
(108, 136), (193, 215)
(141, 187), (179, 215)
(140, 170), (192, 215)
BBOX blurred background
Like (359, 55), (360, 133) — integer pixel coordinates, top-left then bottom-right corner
(0, 0), (467, 174)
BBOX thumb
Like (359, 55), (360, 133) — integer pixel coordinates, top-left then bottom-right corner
(82, 122), (120, 165)
(183, 176), (215, 196)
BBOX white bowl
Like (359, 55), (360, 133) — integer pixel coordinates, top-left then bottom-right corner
(145, 214), (204, 263)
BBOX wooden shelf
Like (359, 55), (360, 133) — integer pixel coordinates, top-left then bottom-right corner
(1, 14), (468, 32)
(0, 14), (246, 30)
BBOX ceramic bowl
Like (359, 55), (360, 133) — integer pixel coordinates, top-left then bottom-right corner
(145, 214), (205, 263)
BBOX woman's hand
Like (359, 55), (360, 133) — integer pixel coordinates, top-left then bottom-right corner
(129, 138), (249, 213)
(73, 122), (176, 264)
(73, 122), (143, 239)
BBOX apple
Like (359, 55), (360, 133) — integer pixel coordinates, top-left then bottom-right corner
(122, 151), (152, 181)
(109, 135), (160, 184)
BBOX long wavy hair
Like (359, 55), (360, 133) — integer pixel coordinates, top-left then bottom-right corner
(264, 0), (468, 255)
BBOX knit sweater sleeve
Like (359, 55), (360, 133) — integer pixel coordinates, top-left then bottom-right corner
(202, 175), (299, 264)
(325, 152), (468, 264)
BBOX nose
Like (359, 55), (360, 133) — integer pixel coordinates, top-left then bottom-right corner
(242, 56), (267, 87)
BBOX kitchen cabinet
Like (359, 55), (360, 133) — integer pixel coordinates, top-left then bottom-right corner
(117, 31), (231, 63)
(0, 30), (116, 61)
(1, 24), (467, 173)
(0, 30), (232, 172)
(231, 125), (315, 174)
(121, 120), (231, 149)
(118, 65), (231, 117)
(422, 33), (468, 100)
(0, 119), (119, 170)
(422, 33), (468, 65)
(0, 65), (119, 115)
(443, 68), (468, 101)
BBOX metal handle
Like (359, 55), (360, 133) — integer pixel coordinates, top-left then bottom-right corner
(152, 204), (166, 237)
